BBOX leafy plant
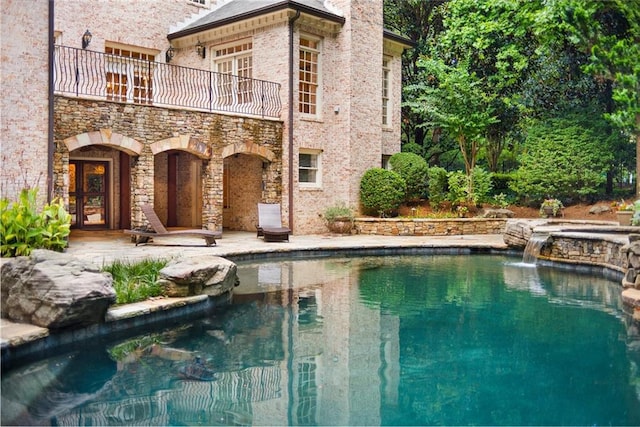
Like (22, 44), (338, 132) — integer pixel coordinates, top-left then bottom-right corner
(632, 200), (640, 226)
(510, 116), (612, 203)
(389, 152), (429, 201)
(447, 167), (493, 206)
(324, 202), (355, 223)
(102, 258), (168, 304)
(539, 198), (564, 218)
(1, 188), (71, 257)
(360, 168), (406, 217)
(427, 166), (449, 208)
(490, 193), (510, 209)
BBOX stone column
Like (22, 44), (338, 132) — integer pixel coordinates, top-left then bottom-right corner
(130, 147), (154, 228)
(202, 157), (223, 232)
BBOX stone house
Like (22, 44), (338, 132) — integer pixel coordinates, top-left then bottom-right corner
(1, 0), (412, 235)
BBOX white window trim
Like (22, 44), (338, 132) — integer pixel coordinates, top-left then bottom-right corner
(382, 55), (392, 127)
(299, 34), (322, 118)
(298, 149), (322, 188)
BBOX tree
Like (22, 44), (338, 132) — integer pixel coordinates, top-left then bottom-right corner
(405, 58), (499, 176)
(537, 0), (640, 194)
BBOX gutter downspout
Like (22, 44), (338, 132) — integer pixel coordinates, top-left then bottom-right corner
(288, 9), (300, 232)
(47, 0), (55, 201)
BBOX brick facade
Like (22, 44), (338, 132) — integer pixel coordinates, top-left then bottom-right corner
(2, 0), (409, 234)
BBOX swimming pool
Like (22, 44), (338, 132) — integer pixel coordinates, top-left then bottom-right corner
(2, 254), (639, 425)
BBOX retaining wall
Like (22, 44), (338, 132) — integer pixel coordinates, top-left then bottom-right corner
(354, 218), (507, 236)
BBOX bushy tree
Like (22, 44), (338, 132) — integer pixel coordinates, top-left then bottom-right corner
(427, 166), (448, 208)
(510, 116), (613, 203)
(360, 168), (406, 217)
(389, 152), (429, 201)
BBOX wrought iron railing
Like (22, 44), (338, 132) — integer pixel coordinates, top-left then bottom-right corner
(53, 45), (282, 118)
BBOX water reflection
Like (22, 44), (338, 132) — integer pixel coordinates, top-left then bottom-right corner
(2, 255), (640, 426)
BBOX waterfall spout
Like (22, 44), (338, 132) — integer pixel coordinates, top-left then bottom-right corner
(522, 232), (550, 264)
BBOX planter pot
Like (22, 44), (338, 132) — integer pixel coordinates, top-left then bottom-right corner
(541, 206), (562, 217)
(616, 210), (633, 226)
(327, 218), (354, 234)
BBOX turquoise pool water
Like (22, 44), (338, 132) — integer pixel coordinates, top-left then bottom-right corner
(2, 254), (640, 425)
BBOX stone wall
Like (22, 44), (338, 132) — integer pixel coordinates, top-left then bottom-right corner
(54, 96), (283, 231)
(355, 218), (507, 236)
(539, 233), (628, 273)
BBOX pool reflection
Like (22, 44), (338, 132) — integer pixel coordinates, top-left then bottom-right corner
(2, 255), (639, 426)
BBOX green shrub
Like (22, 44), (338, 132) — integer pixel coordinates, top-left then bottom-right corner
(491, 172), (515, 195)
(1, 188), (71, 257)
(510, 116), (612, 203)
(401, 142), (425, 157)
(427, 166), (449, 208)
(447, 171), (469, 205)
(389, 152), (429, 201)
(102, 258), (168, 304)
(360, 168), (406, 217)
(470, 167), (493, 204)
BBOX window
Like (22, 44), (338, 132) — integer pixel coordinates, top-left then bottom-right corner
(382, 56), (391, 126)
(188, 0), (206, 4)
(213, 41), (253, 106)
(299, 150), (321, 187)
(105, 45), (155, 104)
(382, 155), (391, 169)
(299, 36), (320, 115)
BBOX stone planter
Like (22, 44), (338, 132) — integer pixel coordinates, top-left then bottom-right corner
(617, 210), (633, 226)
(327, 217), (354, 234)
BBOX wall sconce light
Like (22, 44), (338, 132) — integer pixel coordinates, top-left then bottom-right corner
(195, 40), (206, 59)
(81, 29), (92, 49)
(166, 45), (175, 63)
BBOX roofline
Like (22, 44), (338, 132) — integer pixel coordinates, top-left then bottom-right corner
(168, 0), (346, 40)
(383, 29), (416, 48)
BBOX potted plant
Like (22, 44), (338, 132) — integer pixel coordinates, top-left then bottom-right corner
(324, 202), (355, 234)
(616, 200), (634, 226)
(539, 198), (563, 218)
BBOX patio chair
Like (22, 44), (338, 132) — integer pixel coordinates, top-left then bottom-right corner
(257, 203), (291, 242)
(124, 204), (221, 246)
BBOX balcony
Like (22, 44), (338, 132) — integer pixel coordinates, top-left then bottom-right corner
(53, 45), (282, 119)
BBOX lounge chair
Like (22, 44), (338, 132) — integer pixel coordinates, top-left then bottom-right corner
(257, 203), (291, 242)
(124, 204), (221, 246)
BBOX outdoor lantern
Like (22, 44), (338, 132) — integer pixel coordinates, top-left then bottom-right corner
(81, 29), (92, 49)
(195, 40), (206, 59)
(166, 45), (175, 63)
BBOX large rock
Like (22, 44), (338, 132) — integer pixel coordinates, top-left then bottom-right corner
(157, 256), (239, 297)
(1, 250), (115, 329)
(481, 208), (515, 219)
(503, 219), (547, 248)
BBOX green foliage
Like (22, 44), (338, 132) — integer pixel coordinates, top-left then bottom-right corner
(447, 171), (469, 205)
(510, 116), (612, 203)
(632, 200), (640, 226)
(324, 202), (355, 222)
(405, 58), (500, 175)
(1, 188), (71, 257)
(102, 258), (168, 304)
(471, 166), (493, 204)
(490, 193), (511, 209)
(427, 166), (449, 208)
(401, 142), (425, 157)
(491, 172), (515, 195)
(539, 198), (564, 218)
(389, 152), (429, 201)
(360, 168), (406, 217)
(447, 167), (493, 205)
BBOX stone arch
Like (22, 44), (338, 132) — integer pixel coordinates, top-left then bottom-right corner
(222, 141), (276, 162)
(63, 129), (143, 155)
(150, 135), (211, 159)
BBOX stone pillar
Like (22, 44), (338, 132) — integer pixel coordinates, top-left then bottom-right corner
(130, 147), (154, 228)
(202, 157), (223, 232)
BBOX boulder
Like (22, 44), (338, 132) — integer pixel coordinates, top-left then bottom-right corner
(481, 208), (515, 219)
(589, 205), (612, 215)
(157, 256), (239, 297)
(1, 250), (115, 329)
(503, 219), (547, 248)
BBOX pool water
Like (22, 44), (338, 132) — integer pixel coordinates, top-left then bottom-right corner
(2, 254), (640, 425)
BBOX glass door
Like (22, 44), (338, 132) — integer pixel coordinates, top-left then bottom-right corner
(69, 160), (109, 229)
